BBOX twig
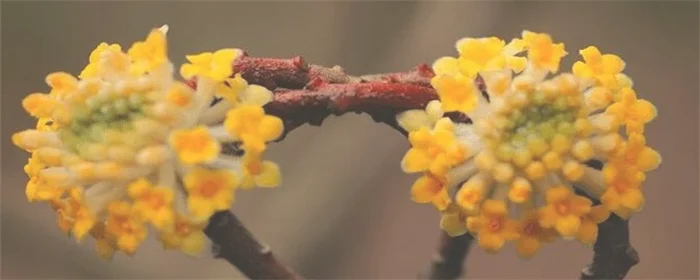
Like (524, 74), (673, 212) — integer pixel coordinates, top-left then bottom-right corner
(427, 233), (474, 279)
(196, 54), (639, 280)
(580, 214), (639, 280)
(205, 211), (302, 279)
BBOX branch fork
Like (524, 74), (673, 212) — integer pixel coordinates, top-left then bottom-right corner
(204, 53), (640, 280)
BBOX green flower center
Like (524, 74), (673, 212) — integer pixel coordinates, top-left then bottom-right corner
(500, 92), (582, 149)
(60, 92), (150, 153)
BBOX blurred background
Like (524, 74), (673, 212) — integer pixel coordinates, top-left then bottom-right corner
(1, 1), (698, 279)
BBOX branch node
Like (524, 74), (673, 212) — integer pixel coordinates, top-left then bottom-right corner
(305, 76), (325, 90)
(211, 243), (223, 259)
(259, 244), (272, 255)
(292, 55), (308, 70)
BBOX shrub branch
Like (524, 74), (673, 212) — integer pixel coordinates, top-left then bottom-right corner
(200, 53), (638, 280)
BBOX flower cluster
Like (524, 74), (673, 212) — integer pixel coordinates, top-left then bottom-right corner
(397, 31), (661, 258)
(13, 26), (284, 258)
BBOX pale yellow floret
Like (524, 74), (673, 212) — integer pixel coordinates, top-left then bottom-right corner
(169, 126), (221, 165)
(562, 160), (585, 181)
(571, 140), (594, 162)
(542, 151), (563, 170)
(183, 167), (237, 221)
(508, 177), (532, 203)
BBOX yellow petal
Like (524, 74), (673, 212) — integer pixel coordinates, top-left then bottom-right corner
(432, 57), (460, 76)
(538, 206), (558, 228)
(410, 175), (443, 203)
(259, 116), (284, 142)
(440, 212), (467, 237)
(432, 189), (451, 211)
(481, 199), (507, 217)
(570, 195), (593, 216)
(478, 232), (506, 252)
(255, 161), (282, 188)
(95, 238), (116, 260)
(516, 237), (541, 259)
(397, 110), (431, 132)
(186, 52), (213, 64)
(637, 147), (661, 172)
(555, 214), (581, 237)
(180, 232), (206, 256)
(601, 188), (622, 210)
(577, 219), (598, 246)
(401, 149), (431, 173)
(620, 188), (644, 211)
(601, 54), (625, 74)
(180, 64), (198, 79)
(572, 61), (593, 78)
(545, 186), (571, 204)
(588, 205), (611, 224)
(466, 216), (484, 233)
(240, 84), (273, 106)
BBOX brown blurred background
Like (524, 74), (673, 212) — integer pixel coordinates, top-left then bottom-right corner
(1, 1), (698, 279)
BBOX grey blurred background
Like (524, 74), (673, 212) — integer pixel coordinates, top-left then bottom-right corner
(1, 1), (698, 279)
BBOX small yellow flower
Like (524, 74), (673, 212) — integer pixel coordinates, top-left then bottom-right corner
(128, 26), (168, 75)
(127, 178), (175, 230)
(431, 188), (452, 211)
(432, 57), (460, 76)
(223, 105), (284, 154)
(26, 177), (64, 202)
(439, 205), (467, 237)
(572, 46), (626, 89)
(45, 72), (78, 99)
(455, 177), (487, 211)
(410, 174), (446, 205)
(521, 31), (567, 73)
(166, 83), (195, 107)
(396, 100), (444, 132)
(183, 167), (237, 221)
(180, 48), (242, 82)
(240, 156), (282, 189)
(49, 199), (76, 234)
(216, 74), (249, 104)
(538, 186), (592, 237)
(430, 74), (479, 113)
(466, 200), (520, 252)
(514, 210), (558, 258)
(454, 37), (526, 77)
(600, 165), (645, 215)
(236, 84), (275, 108)
(62, 188), (98, 241)
(401, 120), (466, 176)
(105, 201), (148, 255)
(90, 222), (118, 260)
(22, 93), (58, 119)
(609, 133), (661, 172)
(456, 37), (506, 77)
(79, 42), (123, 79)
(606, 88), (657, 134)
(159, 214), (207, 256)
(577, 205), (610, 245)
(169, 126), (221, 165)
(36, 118), (59, 131)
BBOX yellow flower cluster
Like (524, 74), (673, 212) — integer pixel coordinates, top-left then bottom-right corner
(397, 31), (660, 258)
(13, 26), (284, 258)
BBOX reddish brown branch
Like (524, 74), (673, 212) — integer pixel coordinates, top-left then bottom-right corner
(265, 82), (438, 138)
(198, 54), (639, 280)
